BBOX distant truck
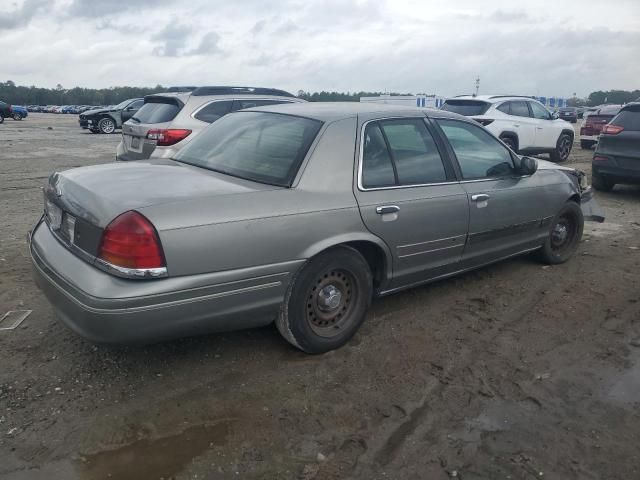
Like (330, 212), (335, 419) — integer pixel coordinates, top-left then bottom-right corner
(360, 94), (446, 109)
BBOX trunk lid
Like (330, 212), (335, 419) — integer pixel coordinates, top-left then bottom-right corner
(45, 160), (276, 229)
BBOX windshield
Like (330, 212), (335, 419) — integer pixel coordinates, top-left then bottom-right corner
(115, 99), (132, 109)
(173, 111), (323, 187)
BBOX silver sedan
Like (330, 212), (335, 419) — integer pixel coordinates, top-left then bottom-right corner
(30, 103), (603, 353)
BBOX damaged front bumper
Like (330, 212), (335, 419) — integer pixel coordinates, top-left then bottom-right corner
(580, 187), (605, 223)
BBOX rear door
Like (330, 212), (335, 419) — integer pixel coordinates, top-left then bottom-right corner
(434, 118), (555, 266)
(121, 99), (144, 123)
(496, 101), (537, 149)
(353, 115), (470, 289)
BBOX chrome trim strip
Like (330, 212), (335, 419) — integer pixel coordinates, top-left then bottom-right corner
(357, 117), (460, 192)
(397, 243), (463, 259)
(399, 234), (465, 249)
(378, 246), (541, 296)
(94, 258), (168, 279)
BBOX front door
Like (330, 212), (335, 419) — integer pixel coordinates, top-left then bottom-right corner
(353, 116), (469, 289)
(434, 118), (554, 266)
(529, 101), (559, 149)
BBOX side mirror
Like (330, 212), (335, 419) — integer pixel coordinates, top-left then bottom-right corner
(551, 111), (559, 120)
(518, 156), (538, 176)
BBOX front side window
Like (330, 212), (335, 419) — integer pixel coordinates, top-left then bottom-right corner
(361, 119), (447, 188)
(436, 119), (514, 179)
(529, 101), (551, 120)
(129, 100), (144, 109)
(194, 100), (233, 123)
(174, 111), (322, 187)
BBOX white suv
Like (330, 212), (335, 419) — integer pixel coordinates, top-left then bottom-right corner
(441, 95), (575, 162)
(116, 86), (305, 161)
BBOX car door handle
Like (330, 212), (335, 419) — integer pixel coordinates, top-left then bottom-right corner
(471, 194), (490, 202)
(536, 127), (543, 130)
(376, 205), (400, 215)
(513, 124), (520, 127)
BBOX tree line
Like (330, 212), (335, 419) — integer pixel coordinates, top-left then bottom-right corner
(1, 80), (638, 107)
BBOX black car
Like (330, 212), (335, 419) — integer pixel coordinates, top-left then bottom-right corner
(78, 98), (144, 134)
(0, 100), (11, 123)
(592, 102), (640, 191)
(558, 107), (578, 123)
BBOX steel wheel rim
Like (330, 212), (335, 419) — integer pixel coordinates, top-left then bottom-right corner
(550, 214), (576, 254)
(101, 119), (115, 133)
(305, 269), (356, 338)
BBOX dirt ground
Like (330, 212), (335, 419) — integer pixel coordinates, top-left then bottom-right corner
(1, 113), (639, 480)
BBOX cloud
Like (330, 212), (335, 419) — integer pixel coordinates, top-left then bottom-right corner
(489, 10), (529, 22)
(0, 0), (49, 30)
(189, 31), (223, 55)
(151, 23), (192, 57)
(66, 0), (170, 18)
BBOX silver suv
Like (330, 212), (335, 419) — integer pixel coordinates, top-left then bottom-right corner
(115, 86), (304, 161)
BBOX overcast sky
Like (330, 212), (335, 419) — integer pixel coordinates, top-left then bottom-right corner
(1, 0), (639, 97)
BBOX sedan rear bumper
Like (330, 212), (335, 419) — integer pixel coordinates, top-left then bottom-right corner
(29, 220), (301, 344)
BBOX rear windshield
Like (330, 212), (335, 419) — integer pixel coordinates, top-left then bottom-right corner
(560, 107), (576, 112)
(611, 109), (640, 131)
(441, 100), (490, 116)
(173, 111), (323, 187)
(133, 98), (182, 124)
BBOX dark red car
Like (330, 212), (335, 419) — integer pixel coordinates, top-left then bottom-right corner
(580, 105), (622, 149)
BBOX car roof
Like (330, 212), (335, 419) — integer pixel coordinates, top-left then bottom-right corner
(243, 101), (465, 122)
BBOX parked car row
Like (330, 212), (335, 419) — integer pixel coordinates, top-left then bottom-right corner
(26, 105), (104, 114)
(580, 104), (623, 150)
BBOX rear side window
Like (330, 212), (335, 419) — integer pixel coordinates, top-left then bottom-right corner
(436, 119), (514, 179)
(194, 100), (233, 123)
(361, 119), (447, 188)
(441, 100), (490, 116)
(611, 109), (640, 131)
(134, 101), (182, 124)
(232, 99), (292, 110)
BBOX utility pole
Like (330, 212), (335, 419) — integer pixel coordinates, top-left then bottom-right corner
(474, 76), (480, 97)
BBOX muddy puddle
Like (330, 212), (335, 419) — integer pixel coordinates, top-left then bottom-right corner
(76, 421), (231, 480)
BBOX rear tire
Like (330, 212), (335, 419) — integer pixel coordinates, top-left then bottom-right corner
(549, 133), (572, 162)
(537, 201), (584, 264)
(12, 112), (23, 121)
(592, 173), (614, 192)
(276, 247), (373, 354)
(580, 140), (594, 150)
(0, 115), (4, 124)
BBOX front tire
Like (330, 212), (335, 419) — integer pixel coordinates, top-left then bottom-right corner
(0, 115), (4, 124)
(276, 247), (373, 354)
(550, 133), (572, 162)
(12, 112), (23, 121)
(537, 202), (584, 264)
(97, 117), (116, 134)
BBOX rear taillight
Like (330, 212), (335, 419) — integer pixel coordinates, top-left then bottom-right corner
(98, 211), (166, 276)
(601, 124), (624, 135)
(146, 129), (191, 146)
(473, 118), (494, 126)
